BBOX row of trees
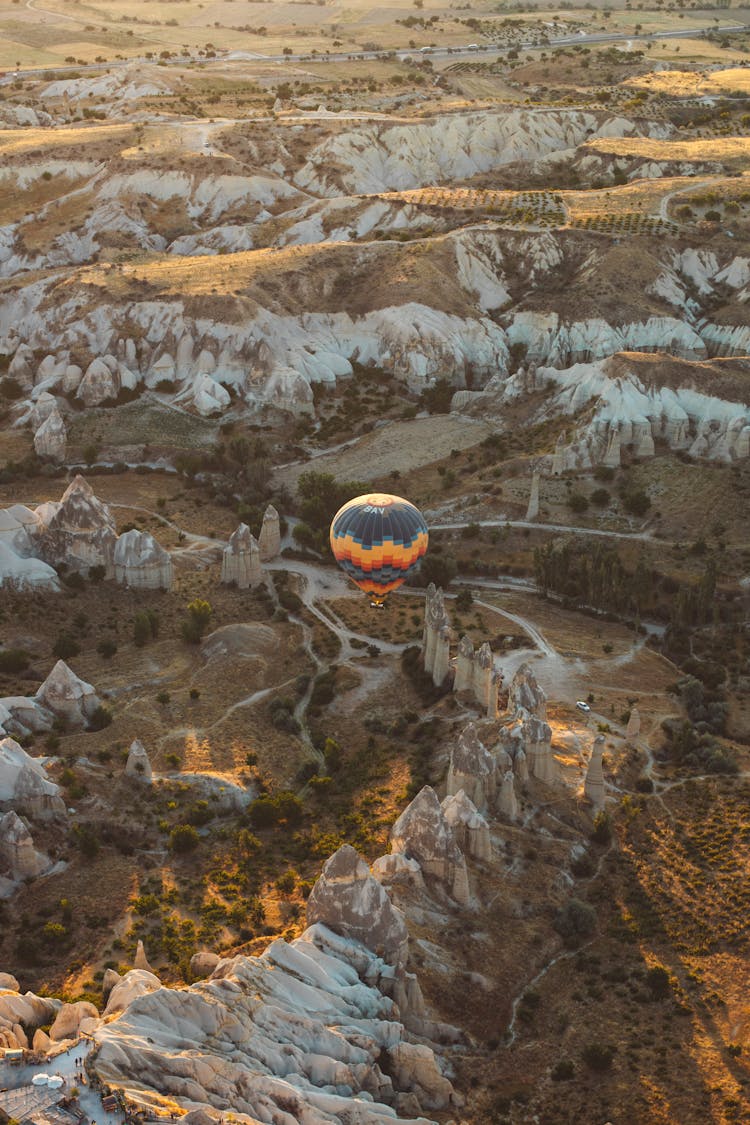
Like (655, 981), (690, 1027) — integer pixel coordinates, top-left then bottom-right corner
(533, 540), (717, 628)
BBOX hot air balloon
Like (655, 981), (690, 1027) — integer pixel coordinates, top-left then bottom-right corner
(329, 493), (429, 606)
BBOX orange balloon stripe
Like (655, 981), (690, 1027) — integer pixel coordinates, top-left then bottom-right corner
(331, 533), (427, 572)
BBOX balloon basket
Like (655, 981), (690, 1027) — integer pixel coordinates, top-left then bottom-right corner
(369, 599), (386, 609)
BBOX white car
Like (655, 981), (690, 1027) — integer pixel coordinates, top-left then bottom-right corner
(575, 700), (591, 713)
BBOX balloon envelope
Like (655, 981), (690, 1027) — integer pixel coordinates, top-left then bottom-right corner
(330, 493), (428, 603)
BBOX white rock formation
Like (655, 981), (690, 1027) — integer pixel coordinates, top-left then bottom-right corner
(498, 770), (519, 822)
(474, 353), (750, 469)
(77, 356), (118, 406)
(0, 810), (50, 879)
(306, 844), (408, 967)
(626, 706), (641, 743)
(49, 1000), (99, 1042)
(525, 716), (558, 785)
(585, 735), (606, 810)
(0, 737), (65, 817)
(422, 584), (451, 687)
(34, 407), (66, 461)
(441, 791), (491, 862)
(390, 786), (469, 906)
(514, 747), (529, 783)
(371, 851), (424, 891)
(0, 973), (20, 991)
(124, 739), (152, 784)
(36, 659), (100, 726)
(508, 663), (547, 720)
(103, 969), (161, 1016)
(191, 372), (231, 416)
(221, 523), (262, 588)
(258, 504), (281, 561)
(190, 951), (220, 979)
(94, 924), (451, 1122)
(33, 475), (117, 573)
(0, 540), (59, 591)
(294, 109), (669, 195)
(113, 529), (173, 589)
(133, 939), (155, 973)
(446, 722), (496, 810)
(0, 988), (59, 1049)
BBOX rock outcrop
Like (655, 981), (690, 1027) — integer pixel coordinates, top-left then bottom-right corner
(189, 951), (220, 979)
(626, 706), (641, 743)
(34, 407), (67, 461)
(36, 659), (100, 726)
(422, 583), (451, 688)
(0, 737), (65, 818)
(585, 735), (606, 810)
(441, 791), (491, 862)
(498, 770), (519, 821)
(113, 529), (173, 589)
(0, 810), (50, 880)
(221, 523), (262, 588)
(0, 988), (59, 1049)
(104, 969), (161, 1016)
(446, 722), (496, 810)
(390, 786), (469, 906)
(94, 923), (452, 1123)
(33, 475), (117, 573)
(124, 739), (152, 783)
(306, 844), (408, 967)
(133, 939), (155, 973)
(258, 504), (281, 561)
(508, 663), (547, 720)
(49, 1000), (99, 1042)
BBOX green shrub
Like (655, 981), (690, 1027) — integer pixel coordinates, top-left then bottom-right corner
(645, 965), (671, 1000)
(52, 633), (80, 660)
(551, 1059), (575, 1081)
(581, 1043), (615, 1071)
(0, 649), (29, 674)
(169, 824), (200, 853)
(554, 898), (597, 948)
(88, 705), (113, 731)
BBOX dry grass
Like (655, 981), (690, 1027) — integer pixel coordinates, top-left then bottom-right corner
(0, 123), (134, 157)
(624, 66), (750, 98)
(583, 134), (750, 168)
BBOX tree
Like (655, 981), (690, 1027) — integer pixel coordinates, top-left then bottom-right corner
(181, 599), (212, 644)
(134, 609), (159, 646)
(645, 965), (671, 999)
(554, 898), (597, 947)
(169, 824), (200, 853)
(53, 633), (80, 660)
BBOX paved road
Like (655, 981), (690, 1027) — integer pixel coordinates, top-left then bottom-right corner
(3, 21), (747, 79)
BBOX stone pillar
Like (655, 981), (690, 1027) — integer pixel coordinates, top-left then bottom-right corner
(602, 425), (621, 469)
(527, 717), (557, 785)
(585, 735), (605, 810)
(634, 424), (655, 459)
(422, 584), (448, 676)
(514, 747), (529, 783)
(498, 770), (519, 821)
(258, 504), (281, 561)
(525, 470), (540, 521)
(454, 635), (474, 693)
(432, 625), (451, 687)
(551, 432), (566, 476)
(626, 706), (640, 745)
(486, 669), (501, 719)
(471, 642), (493, 711)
